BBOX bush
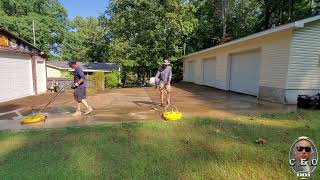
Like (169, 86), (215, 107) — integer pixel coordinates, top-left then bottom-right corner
(125, 71), (137, 85)
(105, 71), (119, 88)
(61, 71), (73, 79)
(89, 71), (105, 91)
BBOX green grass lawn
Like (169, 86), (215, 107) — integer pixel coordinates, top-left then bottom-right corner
(0, 110), (319, 179)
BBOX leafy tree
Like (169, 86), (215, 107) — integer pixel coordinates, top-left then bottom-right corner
(1, 0), (319, 82)
(256, 0), (320, 30)
(227, 0), (260, 38)
(0, 0), (68, 54)
(105, 0), (197, 83)
(60, 16), (108, 62)
(187, 0), (319, 54)
(186, 0), (221, 52)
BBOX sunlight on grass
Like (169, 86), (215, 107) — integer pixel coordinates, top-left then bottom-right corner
(195, 109), (305, 129)
(223, 114), (305, 129)
(0, 110), (319, 179)
(0, 136), (27, 157)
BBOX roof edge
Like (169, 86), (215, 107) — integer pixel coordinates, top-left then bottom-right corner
(0, 28), (43, 53)
(47, 64), (71, 70)
(183, 15), (320, 59)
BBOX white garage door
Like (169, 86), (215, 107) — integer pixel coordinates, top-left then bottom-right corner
(36, 60), (47, 93)
(202, 59), (216, 87)
(188, 61), (196, 83)
(230, 51), (260, 96)
(0, 52), (34, 102)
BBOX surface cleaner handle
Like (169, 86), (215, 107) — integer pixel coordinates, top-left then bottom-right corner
(164, 104), (179, 113)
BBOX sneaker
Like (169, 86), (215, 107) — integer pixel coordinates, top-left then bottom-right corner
(84, 107), (93, 115)
(71, 111), (82, 116)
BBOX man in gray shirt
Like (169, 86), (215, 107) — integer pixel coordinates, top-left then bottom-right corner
(155, 59), (172, 106)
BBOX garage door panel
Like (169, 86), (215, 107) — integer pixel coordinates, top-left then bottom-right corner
(0, 52), (33, 102)
(230, 51), (260, 96)
(203, 59), (216, 87)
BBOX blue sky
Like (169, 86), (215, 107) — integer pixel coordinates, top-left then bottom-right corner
(59, 0), (110, 19)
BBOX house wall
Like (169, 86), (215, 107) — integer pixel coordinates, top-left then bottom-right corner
(183, 30), (292, 102)
(286, 21), (320, 104)
(35, 56), (47, 94)
(47, 66), (63, 78)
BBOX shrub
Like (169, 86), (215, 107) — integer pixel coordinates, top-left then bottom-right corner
(61, 71), (73, 79)
(86, 88), (97, 95)
(89, 71), (105, 91)
(105, 71), (119, 88)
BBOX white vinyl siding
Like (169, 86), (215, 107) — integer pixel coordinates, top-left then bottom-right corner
(259, 32), (291, 89)
(216, 54), (228, 82)
(287, 21), (320, 89)
(0, 51), (34, 102)
(47, 66), (63, 78)
(194, 60), (202, 84)
(36, 60), (47, 93)
(185, 60), (202, 84)
(202, 58), (216, 87)
(187, 61), (195, 82)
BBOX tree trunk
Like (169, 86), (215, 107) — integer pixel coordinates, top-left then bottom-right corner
(288, 0), (293, 21)
(312, 0), (319, 15)
(264, 0), (271, 29)
(222, 0), (227, 37)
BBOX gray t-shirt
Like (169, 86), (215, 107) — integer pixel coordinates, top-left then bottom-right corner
(74, 66), (86, 88)
(155, 66), (172, 85)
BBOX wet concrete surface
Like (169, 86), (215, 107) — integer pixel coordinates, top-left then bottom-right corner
(0, 82), (296, 130)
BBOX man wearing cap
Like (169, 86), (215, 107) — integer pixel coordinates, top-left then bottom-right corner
(155, 59), (172, 107)
(68, 61), (93, 116)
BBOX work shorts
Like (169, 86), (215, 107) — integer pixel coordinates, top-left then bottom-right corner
(159, 83), (171, 93)
(74, 87), (86, 102)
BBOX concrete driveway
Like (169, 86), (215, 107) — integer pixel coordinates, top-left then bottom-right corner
(0, 83), (295, 130)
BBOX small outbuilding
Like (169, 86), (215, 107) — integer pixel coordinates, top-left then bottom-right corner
(46, 61), (120, 78)
(0, 28), (47, 102)
(183, 16), (320, 104)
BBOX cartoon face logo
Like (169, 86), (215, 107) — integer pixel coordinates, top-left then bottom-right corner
(289, 137), (318, 178)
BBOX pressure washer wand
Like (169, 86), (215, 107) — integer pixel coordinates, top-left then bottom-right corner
(21, 83), (76, 125)
(37, 83), (75, 114)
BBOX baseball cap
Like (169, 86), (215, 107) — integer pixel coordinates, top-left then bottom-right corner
(67, 60), (76, 66)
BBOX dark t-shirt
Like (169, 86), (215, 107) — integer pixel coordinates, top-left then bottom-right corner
(74, 66), (86, 88)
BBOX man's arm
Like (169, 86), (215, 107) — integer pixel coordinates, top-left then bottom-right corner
(77, 78), (84, 85)
(75, 68), (86, 86)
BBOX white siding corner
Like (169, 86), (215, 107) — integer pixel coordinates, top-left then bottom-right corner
(259, 32), (291, 89)
(287, 21), (320, 89)
(47, 66), (62, 78)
